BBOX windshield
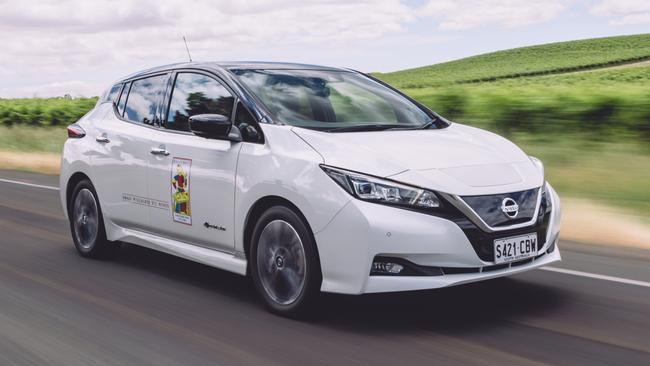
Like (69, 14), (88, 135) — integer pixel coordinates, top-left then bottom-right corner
(231, 69), (434, 131)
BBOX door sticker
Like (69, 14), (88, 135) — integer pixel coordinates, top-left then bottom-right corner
(171, 157), (192, 225)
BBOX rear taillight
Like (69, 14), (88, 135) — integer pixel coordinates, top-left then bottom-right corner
(67, 124), (86, 138)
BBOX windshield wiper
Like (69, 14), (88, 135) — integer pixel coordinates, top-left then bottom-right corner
(419, 119), (436, 129)
(324, 118), (437, 133)
(386, 118), (437, 131)
(324, 124), (399, 133)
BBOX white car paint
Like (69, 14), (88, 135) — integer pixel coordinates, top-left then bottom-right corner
(292, 124), (543, 196)
(90, 105), (150, 231)
(60, 63), (561, 298)
(146, 124), (242, 252)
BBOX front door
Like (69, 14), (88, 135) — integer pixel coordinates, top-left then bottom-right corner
(146, 72), (240, 252)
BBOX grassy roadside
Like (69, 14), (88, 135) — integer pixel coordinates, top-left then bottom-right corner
(0, 125), (67, 153)
(514, 136), (650, 217)
(1, 125), (648, 248)
(1, 125), (648, 217)
(0, 126), (65, 174)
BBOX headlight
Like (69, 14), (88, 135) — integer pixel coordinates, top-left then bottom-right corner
(321, 165), (441, 210)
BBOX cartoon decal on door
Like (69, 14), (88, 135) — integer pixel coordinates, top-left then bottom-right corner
(171, 157), (192, 225)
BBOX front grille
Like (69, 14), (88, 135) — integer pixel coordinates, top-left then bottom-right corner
(457, 214), (550, 262)
(435, 187), (552, 262)
(461, 188), (539, 227)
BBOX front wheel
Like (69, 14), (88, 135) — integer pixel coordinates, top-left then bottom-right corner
(68, 179), (117, 258)
(250, 206), (321, 317)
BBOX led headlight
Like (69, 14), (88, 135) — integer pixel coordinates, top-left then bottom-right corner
(321, 165), (441, 210)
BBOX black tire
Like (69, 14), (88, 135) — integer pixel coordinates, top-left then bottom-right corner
(68, 179), (117, 258)
(250, 205), (322, 317)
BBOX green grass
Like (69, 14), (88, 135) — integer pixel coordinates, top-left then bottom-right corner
(462, 60), (650, 88)
(375, 33), (650, 88)
(394, 65), (650, 142)
(0, 97), (97, 127)
(0, 125), (67, 153)
(512, 136), (650, 216)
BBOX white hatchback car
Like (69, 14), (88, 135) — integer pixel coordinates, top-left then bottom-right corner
(60, 62), (561, 316)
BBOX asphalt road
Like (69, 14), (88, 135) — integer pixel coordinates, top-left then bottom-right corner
(1, 170), (649, 366)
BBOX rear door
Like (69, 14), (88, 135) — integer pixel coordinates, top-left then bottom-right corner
(146, 71), (241, 252)
(91, 74), (168, 231)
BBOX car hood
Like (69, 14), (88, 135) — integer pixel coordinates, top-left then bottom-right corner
(292, 123), (544, 195)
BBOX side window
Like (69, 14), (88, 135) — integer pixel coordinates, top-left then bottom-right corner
(104, 83), (122, 104)
(165, 73), (234, 132)
(235, 102), (263, 143)
(116, 82), (131, 116)
(124, 75), (167, 125)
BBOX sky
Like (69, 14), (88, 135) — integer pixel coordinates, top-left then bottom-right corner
(0, 0), (649, 98)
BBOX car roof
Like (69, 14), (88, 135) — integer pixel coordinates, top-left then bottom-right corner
(117, 61), (351, 83)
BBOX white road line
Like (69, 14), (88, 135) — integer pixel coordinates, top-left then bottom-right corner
(542, 266), (650, 288)
(2, 176), (649, 289)
(0, 178), (59, 191)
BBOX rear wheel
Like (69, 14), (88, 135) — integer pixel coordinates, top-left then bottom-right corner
(69, 179), (117, 258)
(250, 206), (321, 317)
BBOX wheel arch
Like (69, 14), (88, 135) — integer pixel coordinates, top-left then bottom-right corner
(65, 172), (92, 218)
(242, 195), (321, 275)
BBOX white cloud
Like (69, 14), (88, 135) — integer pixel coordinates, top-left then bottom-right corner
(0, 0), (415, 97)
(591, 0), (650, 25)
(0, 80), (105, 98)
(418, 0), (568, 30)
(0, 0), (635, 98)
(0, 0), (415, 57)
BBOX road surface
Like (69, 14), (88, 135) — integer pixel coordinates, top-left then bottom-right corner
(1, 170), (649, 365)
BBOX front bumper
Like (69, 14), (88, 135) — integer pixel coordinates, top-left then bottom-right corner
(315, 183), (561, 294)
(364, 248), (560, 293)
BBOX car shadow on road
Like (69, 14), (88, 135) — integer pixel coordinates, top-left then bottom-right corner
(111, 243), (258, 303)
(111, 243), (566, 334)
(312, 278), (566, 334)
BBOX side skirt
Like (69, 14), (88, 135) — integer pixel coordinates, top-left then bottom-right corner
(110, 225), (248, 276)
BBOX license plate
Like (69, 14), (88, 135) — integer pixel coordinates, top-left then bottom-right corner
(493, 233), (538, 264)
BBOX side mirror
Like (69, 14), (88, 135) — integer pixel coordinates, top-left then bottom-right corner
(188, 114), (241, 142)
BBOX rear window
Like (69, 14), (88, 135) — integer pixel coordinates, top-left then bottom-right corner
(124, 75), (167, 125)
(116, 82), (131, 116)
(104, 83), (122, 104)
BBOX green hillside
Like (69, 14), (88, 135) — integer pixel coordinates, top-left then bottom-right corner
(375, 35), (650, 215)
(375, 33), (650, 88)
(483, 62), (650, 87)
(400, 62), (650, 139)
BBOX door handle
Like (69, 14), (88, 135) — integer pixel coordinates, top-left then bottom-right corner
(95, 134), (110, 143)
(150, 147), (170, 156)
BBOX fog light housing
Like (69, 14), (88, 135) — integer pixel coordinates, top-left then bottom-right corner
(371, 261), (404, 275)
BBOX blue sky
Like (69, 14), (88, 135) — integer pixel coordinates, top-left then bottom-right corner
(0, 0), (648, 97)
